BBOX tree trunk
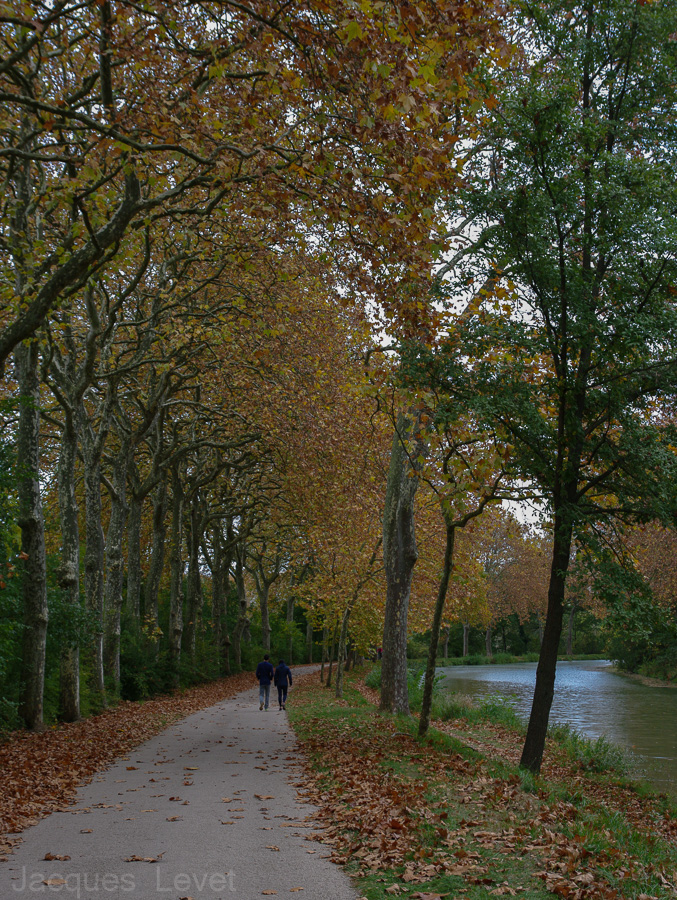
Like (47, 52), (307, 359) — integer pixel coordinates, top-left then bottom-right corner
(520, 517), (573, 773)
(145, 475), (167, 645)
(419, 524), (454, 736)
(57, 411), (81, 722)
(306, 618), (313, 664)
(81, 432), (106, 710)
(320, 624), (328, 682)
(16, 341), (48, 730)
(485, 625), (493, 659)
(168, 467), (184, 686)
(184, 499), (203, 660)
(219, 535), (232, 676)
(326, 619), (338, 688)
(380, 413), (422, 715)
(334, 606), (351, 699)
(231, 550), (248, 668)
(443, 623), (451, 660)
(211, 528), (231, 676)
(258, 577), (271, 653)
(462, 622), (470, 657)
(286, 596), (295, 664)
(103, 450), (130, 689)
(126, 491), (143, 621)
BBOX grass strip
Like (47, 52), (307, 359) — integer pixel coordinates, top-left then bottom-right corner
(288, 669), (677, 900)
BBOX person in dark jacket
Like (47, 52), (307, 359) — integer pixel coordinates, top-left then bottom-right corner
(255, 653), (275, 710)
(274, 659), (293, 710)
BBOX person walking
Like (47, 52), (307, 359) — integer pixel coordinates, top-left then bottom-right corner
(274, 659), (293, 710)
(256, 653), (275, 710)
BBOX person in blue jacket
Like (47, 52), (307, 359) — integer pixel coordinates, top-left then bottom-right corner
(255, 653), (275, 710)
(274, 659), (293, 710)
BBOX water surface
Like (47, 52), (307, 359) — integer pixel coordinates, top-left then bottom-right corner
(439, 659), (677, 795)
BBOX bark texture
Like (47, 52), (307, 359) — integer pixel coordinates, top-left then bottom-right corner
(80, 417), (107, 709)
(145, 476), (167, 642)
(380, 414), (422, 715)
(103, 448), (130, 687)
(16, 341), (48, 730)
(418, 524), (454, 736)
(168, 467), (184, 685)
(57, 412), (81, 721)
(334, 606), (351, 699)
(126, 491), (143, 620)
(520, 518), (573, 772)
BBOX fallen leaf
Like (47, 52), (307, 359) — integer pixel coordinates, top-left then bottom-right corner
(44, 853), (71, 861)
(124, 852), (165, 863)
(266, 845), (280, 851)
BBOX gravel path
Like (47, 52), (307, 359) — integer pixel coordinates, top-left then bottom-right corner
(0, 673), (358, 900)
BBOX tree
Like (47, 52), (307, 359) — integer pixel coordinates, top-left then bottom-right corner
(391, 393), (513, 736)
(0, 0), (509, 373)
(456, 0), (677, 772)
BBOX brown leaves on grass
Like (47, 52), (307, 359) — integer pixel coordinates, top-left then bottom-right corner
(291, 680), (478, 884)
(0, 671), (255, 854)
(289, 676), (677, 900)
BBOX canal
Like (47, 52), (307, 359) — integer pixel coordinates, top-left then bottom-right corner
(438, 659), (677, 796)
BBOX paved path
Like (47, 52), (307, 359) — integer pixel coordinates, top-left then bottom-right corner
(0, 675), (357, 900)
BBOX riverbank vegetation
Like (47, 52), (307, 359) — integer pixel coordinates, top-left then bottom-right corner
(290, 671), (677, 900)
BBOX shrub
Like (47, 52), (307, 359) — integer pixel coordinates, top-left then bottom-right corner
(119, 615), (173, 701)
(638, 643), (677, 682)
(549, 722), (628, 775)
(431, 692), (475, 721)
(0, 696), (21, 733)
(477, 692), (522, 728)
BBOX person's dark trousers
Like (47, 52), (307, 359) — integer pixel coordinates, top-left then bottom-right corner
(277, 685), (288, 708)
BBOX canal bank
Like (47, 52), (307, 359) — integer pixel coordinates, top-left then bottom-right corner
(438, 659), (677, 797)
(611, 666), (677, 690)
(288, 670), (677, 900)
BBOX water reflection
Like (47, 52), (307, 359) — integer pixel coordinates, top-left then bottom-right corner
(438, 659), (677, 796)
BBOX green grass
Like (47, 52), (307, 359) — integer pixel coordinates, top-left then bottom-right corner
(548, 722), (629, 775)
(288, 670), (677, 900)
(434, 652), (606, 666)
(367, 662), (523, 729)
